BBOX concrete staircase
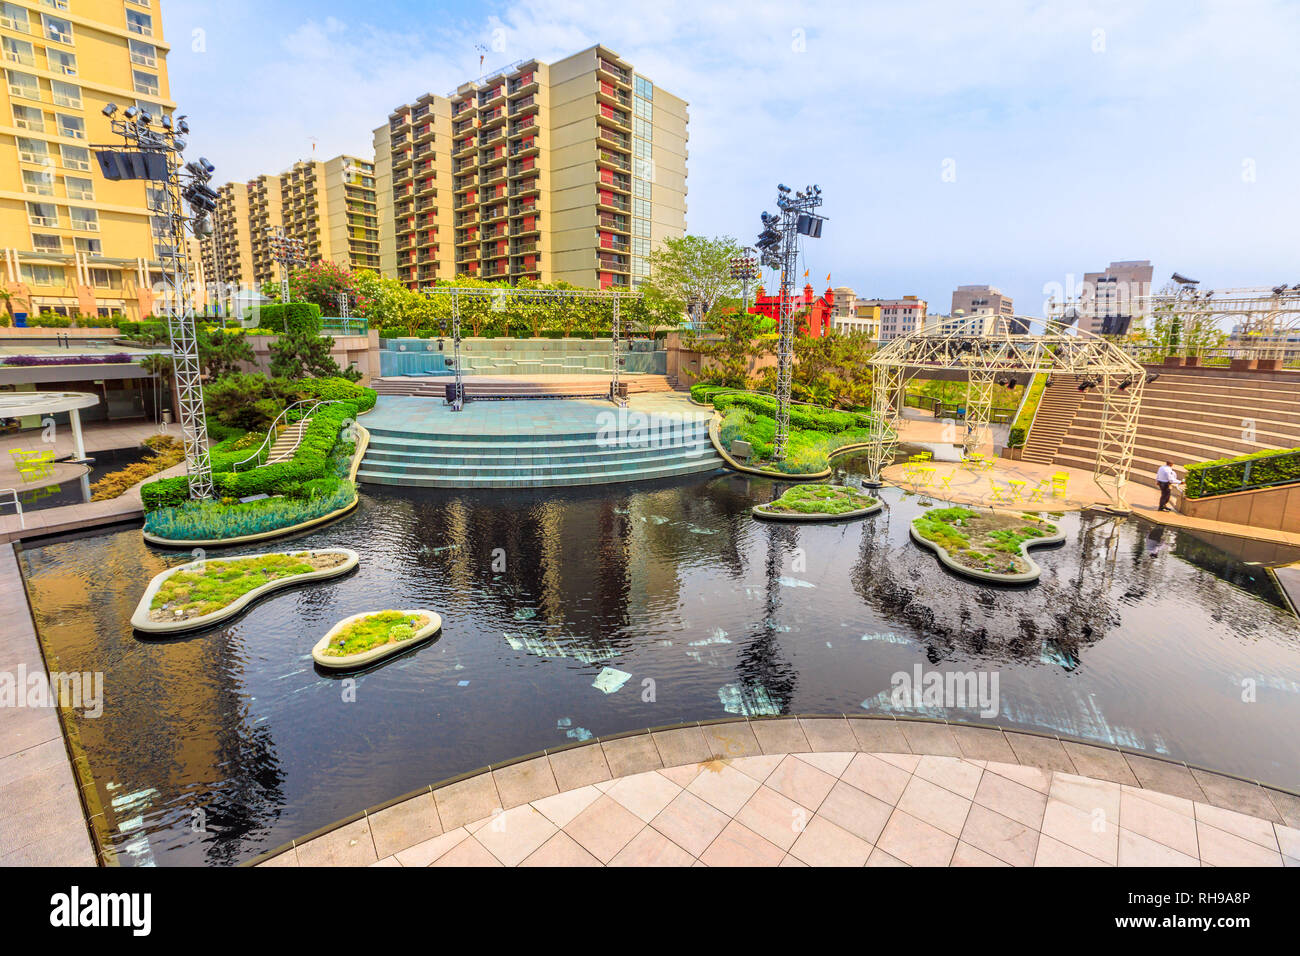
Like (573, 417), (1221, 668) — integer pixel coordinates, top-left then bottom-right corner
(1020, 374), (1084, 465)
(265, 417), (312, 463)
(1053, 370), (1300, 489)
(371, 374), (675, 401)
(357, 416), (724, 489)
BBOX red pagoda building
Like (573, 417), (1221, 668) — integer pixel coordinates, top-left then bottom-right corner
(749, 283), (835, 338)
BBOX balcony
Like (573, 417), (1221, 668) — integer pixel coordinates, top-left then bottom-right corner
(510, 200), (537, 216)
(597, 58), (631, 86)
(509, 137), (540, 157)
(509, 95), (537, 115)
(599, 105), (630, 128)
(596, 149), (631, 172)
(599, 128), (631, 151)
(599, 233), (630, 252)
(510, 118), (537, 136)
(596, 192), (630, 213)
(480, 107), (506, 129)
(511, 241), (539, 255)
(599, 213), (629, 232)
(509, 178), (540, 198)
(596, 82), (631, 109)
(601, 171), (632, 193)
(510, 218), (540, 237)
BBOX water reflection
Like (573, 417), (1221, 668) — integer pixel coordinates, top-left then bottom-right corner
(18, 473), (1300, 865)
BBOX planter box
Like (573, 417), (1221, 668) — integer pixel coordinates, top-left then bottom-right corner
(1163, 356), (1184, 367)
(1256, 359), (1282, 371)
(1230, 358), (1258, 371)
(312, 610), (443, 669)
(1183, 356), (1200, 367)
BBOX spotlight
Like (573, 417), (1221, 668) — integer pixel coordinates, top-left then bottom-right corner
(139, 110), (153, 125)
(1118, 377), (1134, 391)
(177, 118), (190, 134)
(123, 106), (139, 120)
(102, 103), (118, 118)
(1145, 373), (1160, 384)
(161, 114), (172, 130)
(198, 157), (214, 174)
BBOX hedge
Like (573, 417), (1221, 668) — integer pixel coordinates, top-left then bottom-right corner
(257, 302), (322, 335)
(1183, 446), (1300, 499)
(712, 391), (872, 433)
(294, 377), (377, 413)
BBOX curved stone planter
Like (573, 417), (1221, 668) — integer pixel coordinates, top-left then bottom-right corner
(142, 426), (370, 549)
(311, 610), (442, 670)
(753, 497), (884, 523)
(707, 412), (882, 481)
(909, 520), (1065, 584)
(130, 547), (359, 634)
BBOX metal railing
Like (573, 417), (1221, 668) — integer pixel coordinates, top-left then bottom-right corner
(0, 488), (23, 529)
(1183, 447), (1300, 499)
(321, 317), (368, 335)
(231, 400), (342, 472)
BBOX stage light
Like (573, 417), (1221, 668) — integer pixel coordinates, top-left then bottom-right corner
(102, 103), (118, 118)
(139, 110), (153, 125)
(161, 114), (172, 130)
(123, 106), (139, 120)
(1118, 377), (1134, 391)
(1145, 373), (1159, 384)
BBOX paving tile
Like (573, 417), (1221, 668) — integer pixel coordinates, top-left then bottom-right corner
(564, 794), (646, 863)
(865, 847), (910, 866)
(896, 776), (972, 838)
(606, 770), (683, 822)
(394, 827), (469, 867)
(1034, 833), (1108, 867)
(257, 847), (298, 867)
(1118, 828), (1199, 866)
(949, 724), (1017, 763)
(1265, 788), (1300, 829)
(1194, 802), (1280, 850)
(849, 717), (912, 754)
(366, 792), (442, 859)
(601, 734), (663, 778)
(798, 717), (858, 752)
(370, 856), (400, 867)
(983, 760), (1052, 794)
(651, 790), (732, 857)
(433, 772), (502, 830)
(658, 763), (701, 787)
(1061, 742), (1140, 786)
(686, 763), (761, 817)
(699, 721), (763, 759)
(652, 725), (711, 767)
(951, 840), (1009, 866)
(295, 818), (378, 867)
(913, 754), (983, 800)
(788, 815), (873, 867)
(1189, 769), (1282, 824)
(794, 750), (854, 777)
(520, 830), (602, 867)
(532, 785), (602, 828)
(430, 836), (502, 867)
(973, 769), (1047, 830)
(750, 718), (811, 754)
(734, 785), (809, 851)
(1004, 733), (1075, 774)
(815, 780), (894, 845)
(728, 753), (783, 784)
(778, 854), (808, 867)
(1195, 821), (1282, 866)
(897, 721), (962, 757)
(1275, 823), (1300, 861)
(473, 803), (558, 866)
(876, 809), (957, 867)
(492, 756), (559, 810)
(765, 754), (837, 810)
(875, 752), (922, 773)
(1123, 754), (1206, 803)
(1040, 797), (1117, 865)
(699, 819), (787, 867)
(1050, 772), (1121, 825)
(840, 752), (912, 805)
(959, 803), (1040, 866)
(606, 826), (695, 867)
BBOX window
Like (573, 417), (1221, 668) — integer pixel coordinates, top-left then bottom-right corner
(7, 69), (38, 100)
(17, 137), (49, 163)
(22, 169), (53, 195)
(634, 96), (651, 120)
(26, 202), (59, 227)
(633, 218), (650, 238)
(634, 76), (652, 99)
(47, 48), (76, 75)
(633, 197), (651, 219)
(33, 234), (62, 253)
(128, 39), (156, 67)
(132, 69), (159, 96)
(56, 113), (84, 138)
(61, 144), (89, 170)
(69, 207), (98, 231)
(3, 37), (35, 68)
(633, 172), (652, 198)
(12, 104), (43, 131)
(634, 117), (652, 140)
(126, 9), (152, 35)
(74, 237), (102, 255)
(43, 0), (70, 10)
(50, 80), (80, 108)
(22, 264), (65, 286)
(0, 3), (30, 32)
(65, 176), (93, 200)
(89, 268), (119, 288)
(43, 14), (72, 44)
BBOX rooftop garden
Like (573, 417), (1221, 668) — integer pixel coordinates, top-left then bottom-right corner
(753, 483), (879, 519)
(911, 506), (1061, 580)
(146, 551), (351, 625)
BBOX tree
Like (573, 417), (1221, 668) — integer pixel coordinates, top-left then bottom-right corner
(684, 305), (772, 388)
(199, 328), (255, 380)
(640, 235), (744, 326)
(268, 332), (361, 381)
(289, 261), (368, 315)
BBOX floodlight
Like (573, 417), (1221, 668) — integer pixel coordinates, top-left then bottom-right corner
(123, 106), (139, 120)
(161, 115), (172, 130)
(102, 103), (118, 118)
(139, 110), (153, 125)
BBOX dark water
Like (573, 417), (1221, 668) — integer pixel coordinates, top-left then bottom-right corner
(17, 464), (1300, 866)
(18, 445), (153, 512)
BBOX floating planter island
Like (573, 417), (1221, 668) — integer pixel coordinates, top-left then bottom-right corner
(909, 507), (1064, 583)
(752, 483), (882, 522)
(312, 609), (443, 669)
(131, 547), (359, 634)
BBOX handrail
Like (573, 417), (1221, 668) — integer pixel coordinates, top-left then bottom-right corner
(231, 400), (342, 472)
(1184, 447), (1300, 499)
(0, 488), (24, 529)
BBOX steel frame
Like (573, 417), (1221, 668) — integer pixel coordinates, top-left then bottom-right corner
(1139, 283), (1300, 358)
(864, 315), (1146, 507)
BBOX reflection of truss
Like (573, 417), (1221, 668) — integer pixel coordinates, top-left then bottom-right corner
(865, 316), (1145, 508)
(1140, 283), (1300, 356)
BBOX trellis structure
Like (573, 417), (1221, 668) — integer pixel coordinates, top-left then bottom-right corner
(1138, 282), (1300, 358)
(864, 315), (1147, 508)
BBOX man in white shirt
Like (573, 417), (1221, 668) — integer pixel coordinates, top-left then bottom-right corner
(1155, 461), (1180, 512)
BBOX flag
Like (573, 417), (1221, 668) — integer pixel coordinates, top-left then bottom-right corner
(803, 269), (809, 278)
(826, 273), (831, 283)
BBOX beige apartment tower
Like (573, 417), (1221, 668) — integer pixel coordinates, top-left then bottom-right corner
(1, 0), (176, 320)
(376, 45), (688, 290)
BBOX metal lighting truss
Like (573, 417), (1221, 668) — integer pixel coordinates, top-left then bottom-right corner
(266, 228), (307, 312)
(94, 108), (216, 499)
(418, 286), (641, 411)
(729, 248), (758, 313)
(864, 315), (1147, 508)
(1138, 281), (1300, 358)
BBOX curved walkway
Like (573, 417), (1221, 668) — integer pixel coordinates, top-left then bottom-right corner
(257, 717), (1300, 867)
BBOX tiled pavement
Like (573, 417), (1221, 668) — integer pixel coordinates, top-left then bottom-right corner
(263, 718), (1300, 868)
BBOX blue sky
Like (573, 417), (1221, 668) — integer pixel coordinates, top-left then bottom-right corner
(163, 0), (1300, 315)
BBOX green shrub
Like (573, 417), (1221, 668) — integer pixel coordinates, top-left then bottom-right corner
(255, 303), (320, 334)
(143, 481), (357, 541)
(1184, 446), (1300, 498)
(294, 376), (377, 413)
(140, 475), (191, 510)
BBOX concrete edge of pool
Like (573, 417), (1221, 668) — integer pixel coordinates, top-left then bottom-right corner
(250, 715), (1300, 868)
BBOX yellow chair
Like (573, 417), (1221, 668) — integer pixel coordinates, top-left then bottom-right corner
(1027, 478), (1049, 503)
(941, 473), (954, 493)
(917, 466), (936, 487)
(1051, 472), (1069, 498)
(1006, 478), (1027, 501)
(988, 478), (1011, 503)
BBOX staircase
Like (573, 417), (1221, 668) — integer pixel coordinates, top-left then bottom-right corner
(265, 417), (312, 463)
(1052, 370), (1300, 489)
(358, 416), (723, 489)
(1020, 374), (1084, 464)
(371, 374), (675, 400)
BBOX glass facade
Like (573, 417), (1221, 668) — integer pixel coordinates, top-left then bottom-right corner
(630, 76), (653, 284)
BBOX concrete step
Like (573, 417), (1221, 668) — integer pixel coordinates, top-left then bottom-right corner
(358, 454), (723, 489)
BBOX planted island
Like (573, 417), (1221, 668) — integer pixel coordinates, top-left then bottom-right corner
(910, 507), (1064, 583)
(131, 547), (359, 633)
(312, 609), (443, 669)
(752, 483), (882, 521)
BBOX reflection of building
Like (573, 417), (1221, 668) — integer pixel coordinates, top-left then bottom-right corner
(375, 46), (688, 290)
(1, 0), (176, 320)
(749, 283), (834, 338)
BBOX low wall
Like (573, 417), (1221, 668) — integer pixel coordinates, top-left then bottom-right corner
(378, 337), (667, 377)
(240, 331), (379, 385)
(1179, 482), (1300, 535)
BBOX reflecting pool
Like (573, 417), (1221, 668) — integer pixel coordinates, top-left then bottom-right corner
(18, 468), (1300, 865)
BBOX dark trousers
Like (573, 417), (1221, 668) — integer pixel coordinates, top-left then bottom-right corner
(1158, 481), (1171, 511)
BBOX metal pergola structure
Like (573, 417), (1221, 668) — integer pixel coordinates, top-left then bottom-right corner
(863, 315), (1147, 508)
(418, 286), (642, 410)
(1137, 280), (1300, 357)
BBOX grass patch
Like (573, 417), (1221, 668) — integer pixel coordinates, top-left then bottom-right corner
(143, 481), (357, 541)
(758, 483), (877, 516)
(149, 550), (349, 622)
(912, 507), (1058, 575)
(320, 611), (434, 657)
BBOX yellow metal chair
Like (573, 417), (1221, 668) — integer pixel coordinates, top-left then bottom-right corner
(917, 466), (936, 488)
(988, 478), (1011, 503)
(1006, 478), (1027, 501)
(940, 473), (954, 493)
(1027, 478), (1049, 503)
(1051, 472), (1069, 499)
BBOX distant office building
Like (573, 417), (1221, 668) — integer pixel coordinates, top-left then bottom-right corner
(951, 285), (1027, 333)
(833, 300), (880, 339)
(1078, 260), (1153, 335)
(862, 295), (927, 340)
(831, 286), (856, 317)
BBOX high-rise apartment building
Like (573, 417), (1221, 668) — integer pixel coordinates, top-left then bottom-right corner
(376, 45), (688, 290)
(951, 284), (1024, 332)
(1, 0), (175, 320)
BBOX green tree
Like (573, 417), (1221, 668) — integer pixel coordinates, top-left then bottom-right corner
(685, 306), (771, 388)
(199, 328), (255, 380)
(268, 332), (360, 381)
(640, 235), (744, 326)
